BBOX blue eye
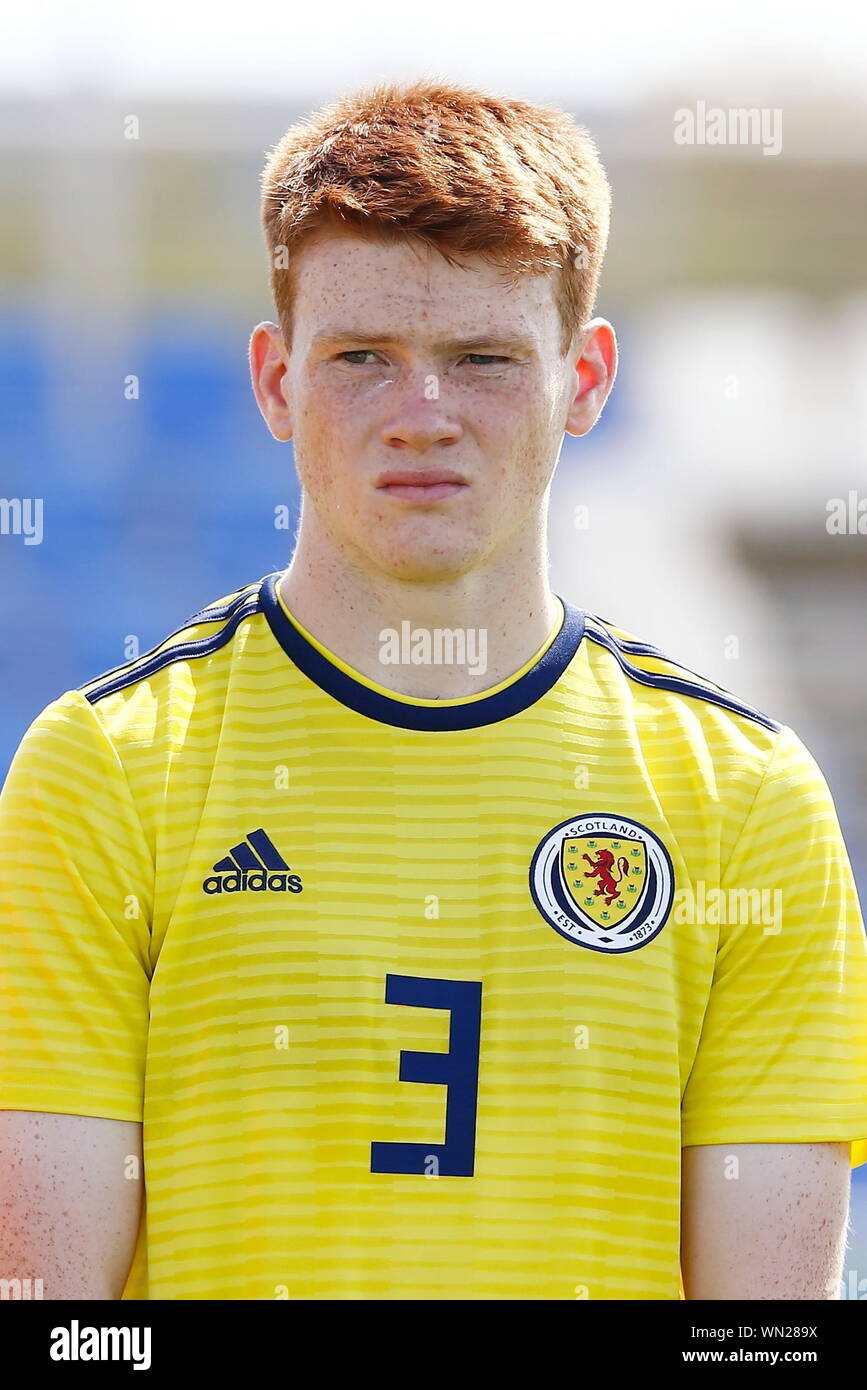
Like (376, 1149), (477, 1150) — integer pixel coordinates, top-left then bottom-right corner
(465, 354), (509, 365)
(339, 350), (378, 364)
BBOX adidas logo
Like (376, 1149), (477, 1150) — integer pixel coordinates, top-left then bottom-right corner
(202, 828), (303, 895)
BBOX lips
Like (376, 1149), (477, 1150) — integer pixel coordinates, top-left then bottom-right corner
(375, 469), (468, 488)
(375, 469), (469, 503)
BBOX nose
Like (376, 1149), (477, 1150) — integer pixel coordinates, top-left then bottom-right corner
(380, 387), (463, 452)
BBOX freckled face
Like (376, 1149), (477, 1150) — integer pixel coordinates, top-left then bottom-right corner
(282, 229), (577, 581)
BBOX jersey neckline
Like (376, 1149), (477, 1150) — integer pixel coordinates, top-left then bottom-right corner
(259, 571), (586, 731)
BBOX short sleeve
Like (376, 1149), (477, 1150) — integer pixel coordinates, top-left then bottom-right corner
(0, 691), (152, 1122)
(681, 723), (867, 1168)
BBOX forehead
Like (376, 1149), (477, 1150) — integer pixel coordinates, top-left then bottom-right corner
(289, 228), (561, 342)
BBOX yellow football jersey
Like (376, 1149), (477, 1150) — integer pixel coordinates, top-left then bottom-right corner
(2, 570), (866, 1300)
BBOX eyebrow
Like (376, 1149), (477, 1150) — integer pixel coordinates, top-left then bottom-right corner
(311, 330), (538, 354)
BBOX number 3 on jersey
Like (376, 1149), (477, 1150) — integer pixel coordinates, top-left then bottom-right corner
(370, 974), (483, 1178)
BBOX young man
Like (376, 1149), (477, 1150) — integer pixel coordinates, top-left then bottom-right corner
(1, 80), (866, 1302)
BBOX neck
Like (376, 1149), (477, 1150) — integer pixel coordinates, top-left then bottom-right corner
(277, 515), (561, 701)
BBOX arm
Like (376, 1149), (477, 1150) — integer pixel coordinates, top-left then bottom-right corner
(0, 1110), (143, 1300)
(0, 695), (152, 1299)
(680, 1141), (851, 1300)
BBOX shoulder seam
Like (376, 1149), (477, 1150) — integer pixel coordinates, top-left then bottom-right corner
(719, 723), (787, 883)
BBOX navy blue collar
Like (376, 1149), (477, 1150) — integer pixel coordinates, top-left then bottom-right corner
(259, 572), (585, 731)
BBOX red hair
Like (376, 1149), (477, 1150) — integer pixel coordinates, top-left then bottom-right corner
(260, 79), (611, 352)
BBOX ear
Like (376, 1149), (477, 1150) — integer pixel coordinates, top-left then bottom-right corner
(249, 321), (293, 442)
(564, 319), (618, 437)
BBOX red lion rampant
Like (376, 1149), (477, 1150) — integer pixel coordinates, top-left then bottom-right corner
(581, 849), (631, 905)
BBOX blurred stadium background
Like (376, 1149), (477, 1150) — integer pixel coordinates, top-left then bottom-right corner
(1, 0), (866, 1297)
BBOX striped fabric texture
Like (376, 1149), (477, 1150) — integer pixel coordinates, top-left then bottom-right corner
(1, 572), (866, 1299)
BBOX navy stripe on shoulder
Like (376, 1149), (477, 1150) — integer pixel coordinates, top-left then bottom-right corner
(80, 582), (265, 705)
(584, 618), (781, 732)
(181, 583), (261, 628)
(77, 581), (259, 697)
(585, 618), (668, 661)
